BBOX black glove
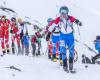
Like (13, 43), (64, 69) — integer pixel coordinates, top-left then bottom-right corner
(75, 19), (82, 26)
(10, 30), (13, 33)
(46, 32), (51, 41)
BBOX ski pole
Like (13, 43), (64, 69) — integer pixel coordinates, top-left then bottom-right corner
(40, 47), (44, 55)
(77, 25), (88, 66)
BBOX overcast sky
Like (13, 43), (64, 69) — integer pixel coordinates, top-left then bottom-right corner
(0, 0), (69, 25)
(0, 0), (100, 26)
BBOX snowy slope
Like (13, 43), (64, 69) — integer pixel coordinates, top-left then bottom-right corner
(0, 55), (100, 80)
(0, 0), (100, 80)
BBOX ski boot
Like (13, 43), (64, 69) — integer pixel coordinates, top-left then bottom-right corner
(60, 59), (63, 66)
(36, 49), (40, 56)
(12, 43), (15, 54)
(48, 53), (51, 59)
(48, 50), (53, 59)
(12, 48), (15, 54)
(69, 63), (76, 73)
(17, 47), (21, 55)
(52, 54), (57, 62)
(69, 57), (76, 73)
(7, 49), (10, 54)
(32, 51), (35, 56)
(63, 58), (69, 73)
(2, 50), (6, 56)
(59, 54), (63, 66)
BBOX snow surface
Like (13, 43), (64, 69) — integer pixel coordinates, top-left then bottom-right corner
(0, 40), (99, 80)
(0, 55), (100, 80)
(0, 0), (100, 80)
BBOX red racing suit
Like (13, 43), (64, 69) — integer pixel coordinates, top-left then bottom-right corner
(0, 19), (11, 52)
(11, 23), (20, 48)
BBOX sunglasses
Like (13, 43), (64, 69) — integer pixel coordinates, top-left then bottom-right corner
(60, 10), (68, 15)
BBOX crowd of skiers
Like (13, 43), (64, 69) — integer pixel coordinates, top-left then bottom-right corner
(0, 6), (100, 73)
(0, 15), (42, 56)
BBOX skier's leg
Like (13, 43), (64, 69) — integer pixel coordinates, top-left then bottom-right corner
(60, 40), (68, 70)
(18, 46), (22, 55)
(1, 30), (6, 55)
(11, 35), (15, 54)
(20, 32), (24, 55)
(27, 45), (29, 56)
(60, 40), (67, 60)
(31, 43), (36, 56)
(25, 45), (29, 56)
(37, 42), (41, 56)
(1, 37), (6, 55)
(56, 42), (59, 59)
(16, 34), (21, 47)
(5, 30), (10, 54)
(59, 41), (63, 65)
(52, 43), (57, 62)
(47, 41), (52, 59)
(0, 28), (6, 55)
(67, 33), (75, 72)
(16, 34), (21, 54)
(0, 36), (4, 56)
(59, 33), (68, 71)
(25, 46), (27, 55)
(51, 35), (58, 62)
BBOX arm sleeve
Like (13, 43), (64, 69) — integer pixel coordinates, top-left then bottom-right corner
(70, 16), (82, 26)
(48, 23), (58, 32)
(48, 17), (60, 32)
(69, 16), (76, 23)
(70, 16), (82, 25)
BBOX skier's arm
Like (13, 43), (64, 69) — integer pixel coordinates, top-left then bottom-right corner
(70, 16), (82, 26)
(46, 17), (60, 41)
(48, 17), (60, 32)
(46, 23), (56, 41)
(75, 19), (82, 26)
(46, 32), (51, 41)
(95, 41), (98, 50)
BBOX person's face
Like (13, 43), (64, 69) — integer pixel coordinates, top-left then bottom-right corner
(60, 13), (68, 19)
(60, 10), (68, 19)
(1, 18), (5, 21)
(12, 19), (16, 24)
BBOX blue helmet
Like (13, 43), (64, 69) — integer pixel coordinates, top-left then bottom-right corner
(59, 6), (69, 14)
(47, 18), (53, 23)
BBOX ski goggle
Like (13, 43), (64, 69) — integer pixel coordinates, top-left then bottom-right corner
(60, 10), (68, 15)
